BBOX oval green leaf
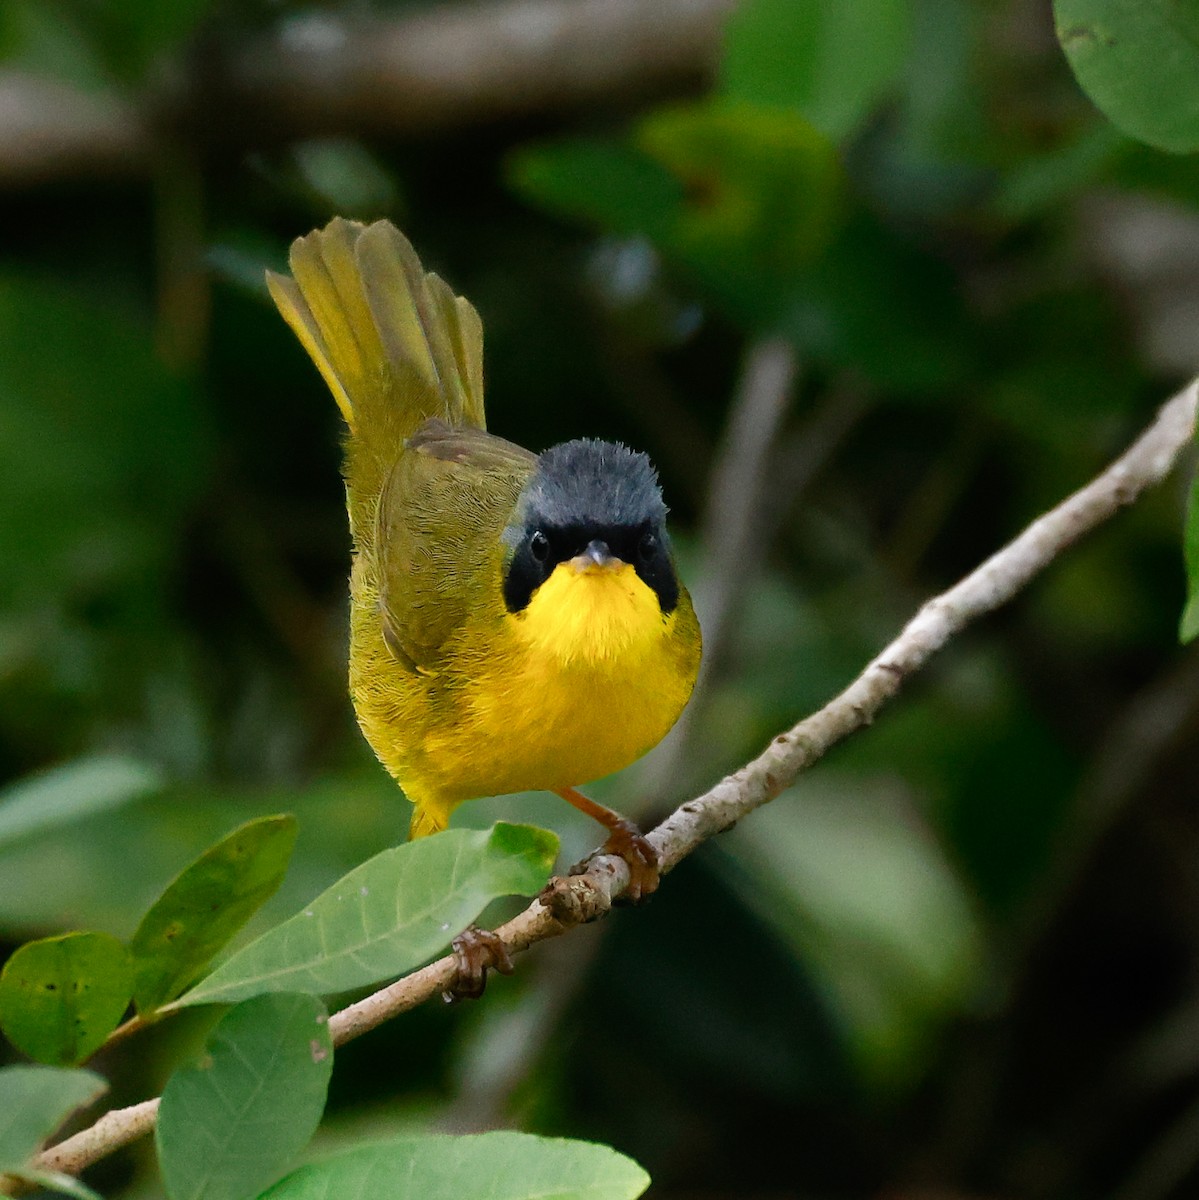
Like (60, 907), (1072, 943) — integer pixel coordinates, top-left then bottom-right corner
(0, 1065), (107, 1170)
(1055, 0), (1199, 153)
(175, 822), (557, 1008)
(156, 992), (333, 1200)
(130, 814), (298, 1014)
(721, 0), (911, 141)
(258, 1131), (649, 1200)
(0, 933), (132, 1065)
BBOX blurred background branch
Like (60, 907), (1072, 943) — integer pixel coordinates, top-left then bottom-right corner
(0, 0), (735, 186)
(0, 71), (146, 185)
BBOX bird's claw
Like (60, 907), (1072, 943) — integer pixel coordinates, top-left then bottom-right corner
(604, 820), (659, 903)
(443, 925), (514, 1003)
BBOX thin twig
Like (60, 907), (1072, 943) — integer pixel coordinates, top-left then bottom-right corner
(642, 337), (799, 798)
(693, 336), (800, 680)
(31, 1100), (159, 1182)
(30, 380), (1199, 1184)
(227, 0), (733, 137)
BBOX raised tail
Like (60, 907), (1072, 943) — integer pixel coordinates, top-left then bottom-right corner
(266, 218), (486, 530)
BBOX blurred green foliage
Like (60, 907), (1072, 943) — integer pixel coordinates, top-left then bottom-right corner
(721, 0), (910, 139)
(1, 0), (1198, 1196)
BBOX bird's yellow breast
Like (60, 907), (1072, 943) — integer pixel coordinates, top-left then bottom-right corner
(395, 559), (700, 822)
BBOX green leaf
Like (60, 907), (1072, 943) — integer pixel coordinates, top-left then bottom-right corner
(1181, 452), (1199, 643)
(291, 139), (401, 219)
(130, 814), (299, 1015)
(0, 1065), (107, 1169)
(992, 124), (1128, 223)
(721, 0), (911, 140)
(636, 100), (842, 277)
(10, 1167), (103, 1200)
(156, 993), (333, 1200)
(0, 933), (133, 1065)
(116, 0), (214, 77)
(1054, 0), (1199, 152)
(176, 823), (558, 1008)
(508, 138), (683, 243)
(257, 1131), (650, 1200)
(48, 0), (216, 85)
(0, 1), (112, 92)
(0, 756), (163, 852)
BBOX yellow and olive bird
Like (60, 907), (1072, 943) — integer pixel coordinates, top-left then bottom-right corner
(267, 218), (701, 899)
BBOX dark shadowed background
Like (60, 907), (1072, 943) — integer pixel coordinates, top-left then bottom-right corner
(2, 0), (1199, 1197)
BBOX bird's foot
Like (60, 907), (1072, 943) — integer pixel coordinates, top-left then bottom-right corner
(442, 925), (514, 1003)
(572, 818), (659, 904)
(550, 790), (660, 905)
(604, 819), (660, 902)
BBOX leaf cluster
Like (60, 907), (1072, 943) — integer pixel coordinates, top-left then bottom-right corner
(0, 819), (625, 1200)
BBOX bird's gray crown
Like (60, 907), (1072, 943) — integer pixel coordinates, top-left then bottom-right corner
(520, 438), (667, 530)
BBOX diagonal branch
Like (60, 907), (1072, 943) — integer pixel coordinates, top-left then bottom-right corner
(29, 379), (1199, 1184)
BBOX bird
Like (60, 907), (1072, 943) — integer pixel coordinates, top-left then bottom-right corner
(266, 218), (701, 986)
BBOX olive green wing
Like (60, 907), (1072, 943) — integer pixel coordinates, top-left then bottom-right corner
(375, 421), (538, 671)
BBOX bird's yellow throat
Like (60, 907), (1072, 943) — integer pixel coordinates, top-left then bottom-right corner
(512, 557), (669, 668)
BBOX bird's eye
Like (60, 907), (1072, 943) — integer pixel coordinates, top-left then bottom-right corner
(530, 531), (550, 563)
(637, 530), (657, 561)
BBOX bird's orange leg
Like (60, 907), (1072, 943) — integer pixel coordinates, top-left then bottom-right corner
(553, 786), (659, 902)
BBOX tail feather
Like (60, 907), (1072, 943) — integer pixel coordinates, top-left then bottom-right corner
(266, 270), (355, 427)
(428, 273), (485, 427)
(354, 222), (473, 425)
(266, 218), (487, 522)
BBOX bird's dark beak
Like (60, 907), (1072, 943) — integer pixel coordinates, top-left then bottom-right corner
(571, 539), (621, 573)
